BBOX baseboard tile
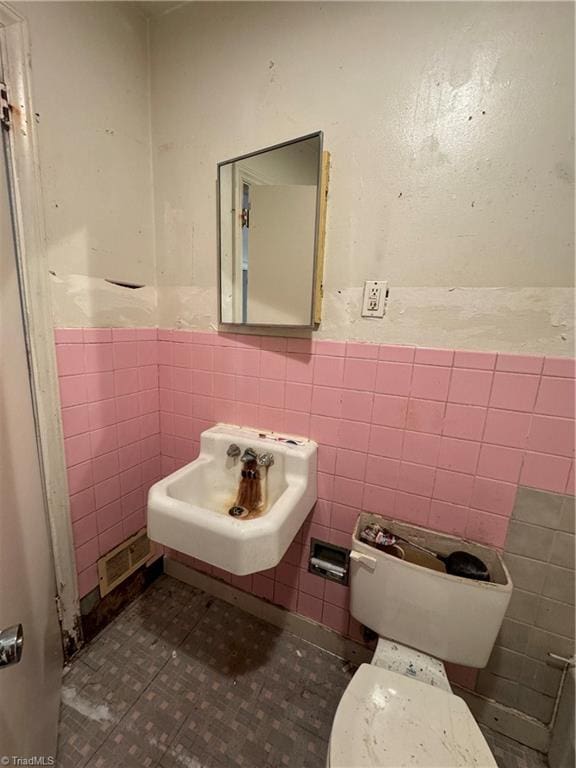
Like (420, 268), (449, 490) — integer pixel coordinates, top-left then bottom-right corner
(165, 556), (551, 754)
(456, 686), (550, 754)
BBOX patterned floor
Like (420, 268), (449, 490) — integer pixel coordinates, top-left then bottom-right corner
(57, 574), (548, 768)
(57, 575), (355, 767)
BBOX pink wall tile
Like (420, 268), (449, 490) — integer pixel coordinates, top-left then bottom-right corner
(365, 455), (400, 489)
(496, 354), (543, 374)
(286, 353), (314, 383)
(414, 347), (454, 366)
(437, 437), (480, 475)
(77, 565), (99, 598)
(72, 513), (97, 547)
(299, 569), (325, 599)
(297, 592), (324, 622)
(378, 345), (415, 363)
(346, 341), (379, 359)
(86, 372), (115, 402)
(68, 461), (94, 495)
(362, 483), (396, 515)
(476, 444), (524, 483)
(322, 603), (349, 634)
(98, 523), (124, 555)
(59, 375), (88, 407)
(368, 425), (404, 459)
(260, 350), (287, 380)
(394, 491), (430, 526)
(465, 511), (508, 548)
(69, 488), (95, 523)
(372, 394), (408, 429)
(64, 434), (92, 467)
(406, 398), (444, 434)
(453, 350), (496, 370)
(331, 502), (359, 533)
(411, 365), (451, 402)
(94, 476), (120, 509)
(311, 386), (342, 418)
(314, 356), (345, 387)
(566, 463), (575, 495)
(428, 500), (468, 537)
(75, 537), (99, 574)
(341, 390), (373, 423)
(92, 451), (119, 484)
(84, 343), (113, 373)
(56, 344), (85, 376)
(483, 410), (531, 449)
(260, 379), (285, 408)
(520, 452), (572, 493)
(490, 372), (539, 412)
(398, 461), (435, 497)
(527, 415), (575, 457)
(83, 328), (112, 343)
(433, 469), (474, 506)
(54, 328), (575, 639)
(448, 369), (493, 406)
(443, 403), (486, 441)
(402, 431), (441, 467)
(338, 420), (370, 452)
(543, 357), (576, 378)
(334, 448), (367, 481)
(96, 499), (122, 533)
(535, 377), (576, 418)
(285, 382), (312, 413)
(375, 361), (412, 395)
(314, 340), (346, 357)
(470, 477), (517, 517)
(343, 358), (377, 390)
(55, 328), (83, 344)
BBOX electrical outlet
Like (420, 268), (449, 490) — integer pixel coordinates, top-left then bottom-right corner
(361, 280), (388, 318)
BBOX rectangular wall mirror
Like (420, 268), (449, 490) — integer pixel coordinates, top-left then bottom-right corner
(218, 132), (325, 328)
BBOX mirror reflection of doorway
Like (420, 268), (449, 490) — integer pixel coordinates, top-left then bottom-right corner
(241, 181), (250, 323)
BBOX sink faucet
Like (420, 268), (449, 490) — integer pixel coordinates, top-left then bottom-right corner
(240, 447), (258, 464)
(226, 443), (241, 458)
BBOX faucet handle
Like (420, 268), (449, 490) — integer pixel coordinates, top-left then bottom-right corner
(240, 447), (258, 463)
(226, 443), (241, 458)
(257, 452), (274, 468)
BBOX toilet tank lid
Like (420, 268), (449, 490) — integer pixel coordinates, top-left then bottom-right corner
(330, 664), (496, 768)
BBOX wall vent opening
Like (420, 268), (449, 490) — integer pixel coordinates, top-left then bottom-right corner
(97, 528), (151, 597)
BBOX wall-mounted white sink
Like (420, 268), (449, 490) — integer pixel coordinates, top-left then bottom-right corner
(147, 424), (317, 575)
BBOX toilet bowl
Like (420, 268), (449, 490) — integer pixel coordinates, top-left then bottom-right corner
(327, 513), (513, 768)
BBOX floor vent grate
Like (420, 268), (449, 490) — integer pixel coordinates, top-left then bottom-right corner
(97, 528), (151, 597)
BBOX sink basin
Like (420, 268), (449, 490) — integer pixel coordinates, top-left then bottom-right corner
(147, 424), (317, 575)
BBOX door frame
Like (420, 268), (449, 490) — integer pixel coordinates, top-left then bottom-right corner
(0, 3), (81, 656)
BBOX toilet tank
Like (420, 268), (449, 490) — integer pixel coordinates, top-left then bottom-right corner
(350, 513), (513, 668)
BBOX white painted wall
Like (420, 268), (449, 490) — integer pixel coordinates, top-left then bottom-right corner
(14, 1), (156, 325)
(150, 1), (574, 354)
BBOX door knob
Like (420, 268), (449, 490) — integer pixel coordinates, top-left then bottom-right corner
(0, 624), (23, 668)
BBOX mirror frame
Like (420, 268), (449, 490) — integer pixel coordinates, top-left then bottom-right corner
(217, 130), (324, 329)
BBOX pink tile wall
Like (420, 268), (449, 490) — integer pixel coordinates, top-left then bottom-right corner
(54, 328), (161, 597)
(55, 327), (576, 632)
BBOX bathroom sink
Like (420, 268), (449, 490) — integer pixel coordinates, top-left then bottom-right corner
(147, 424), (317, 575)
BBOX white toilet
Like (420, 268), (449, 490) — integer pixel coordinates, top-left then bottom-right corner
(327, 513), (513, 768)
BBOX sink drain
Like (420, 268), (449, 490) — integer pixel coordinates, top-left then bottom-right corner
(228, 505), (249, 519)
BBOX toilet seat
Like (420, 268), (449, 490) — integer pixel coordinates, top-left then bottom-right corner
(329, 664), (497, 768)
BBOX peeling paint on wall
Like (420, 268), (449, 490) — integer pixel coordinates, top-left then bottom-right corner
(156, 285), (574, 356)
(49, 273), (156, 328)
